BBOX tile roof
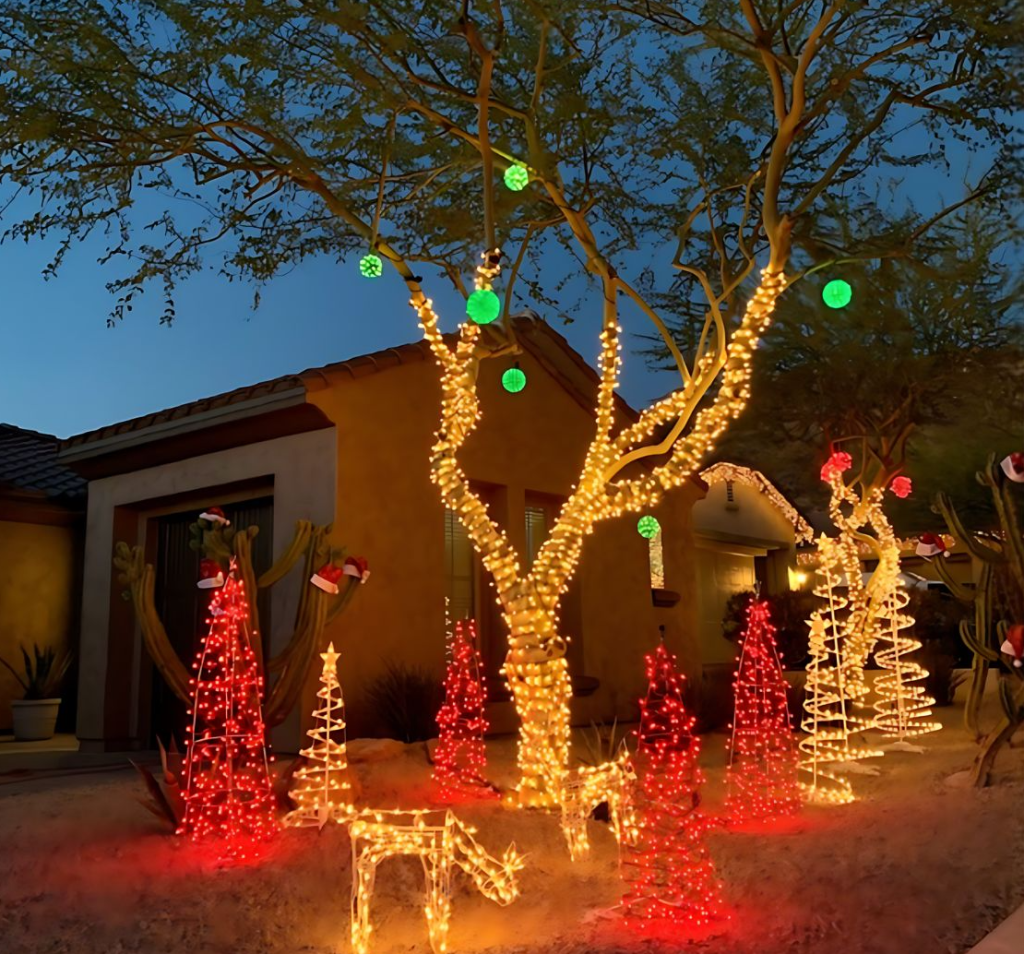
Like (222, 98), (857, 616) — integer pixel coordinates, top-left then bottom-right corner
(0, 424), (88, 499)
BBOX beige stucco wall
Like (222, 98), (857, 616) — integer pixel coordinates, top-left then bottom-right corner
(0, 520), (77, 729)
(309, 348), (703, 737)
(76, 428), (337, 750)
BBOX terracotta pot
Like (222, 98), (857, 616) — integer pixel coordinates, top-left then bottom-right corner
(11, 698), (61, 741)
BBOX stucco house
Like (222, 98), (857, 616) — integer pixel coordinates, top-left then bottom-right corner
(57, 318), (711, 752)
(0, 425), (86, 733)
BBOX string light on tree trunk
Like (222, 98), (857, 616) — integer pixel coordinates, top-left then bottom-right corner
(622, 640), (723, 931)
(726, 598), (800, 825)
(433, 620), (491, 797)
(178, 564), (277, 862)
(284, 642), (354, 828)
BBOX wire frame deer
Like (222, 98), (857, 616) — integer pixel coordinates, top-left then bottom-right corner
(349, 809), (522, 954)
(559, 749), (638, 861)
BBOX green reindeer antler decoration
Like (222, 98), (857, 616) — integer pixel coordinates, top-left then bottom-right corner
(933, 454), (1024, 786)
(114, 517), (363, 726)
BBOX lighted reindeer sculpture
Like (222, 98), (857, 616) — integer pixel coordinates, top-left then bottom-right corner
(560, 750), (639, 861)
(349, 809), (522, 954)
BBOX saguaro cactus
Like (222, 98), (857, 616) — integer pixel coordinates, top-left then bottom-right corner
(934, 455), (1024, 786)
(114, 518), (362, 726)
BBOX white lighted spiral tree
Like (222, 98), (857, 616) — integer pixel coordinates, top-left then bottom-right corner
(284, 643), (354, 828)
(800, 536), (882, 804)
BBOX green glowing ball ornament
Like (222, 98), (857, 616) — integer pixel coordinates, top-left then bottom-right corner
(822, 278), (852, 309)
(359, 253), (383, 279)
(501, 364), (527, 394)
(503, 164), (530, 192)
(637, 515), (661, 539)
(467, 288), (501, 325)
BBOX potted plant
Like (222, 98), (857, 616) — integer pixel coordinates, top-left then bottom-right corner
(1, 643), (72, 741)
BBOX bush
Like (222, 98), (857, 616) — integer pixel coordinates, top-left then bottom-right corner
(722, 589), (816, 669)
(363, 661), (443, 742)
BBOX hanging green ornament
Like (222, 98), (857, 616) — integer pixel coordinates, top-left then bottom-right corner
(503, 164), (530, 192)
(501, 364), (527, 394)
(359, 253), (383, 279)
(637, 515), (661, 539)
(467, 288), (501, 325)
(821, 278), (852, 309)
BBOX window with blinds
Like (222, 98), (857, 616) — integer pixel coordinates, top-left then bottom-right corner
(524, 505), (548, 568)
(444, 507), (475, 620)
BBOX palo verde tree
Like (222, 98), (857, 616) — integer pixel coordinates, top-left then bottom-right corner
(0, 1), (1014, 805)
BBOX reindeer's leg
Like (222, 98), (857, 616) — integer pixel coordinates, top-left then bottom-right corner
(561, 800), (590, 861)
(351, 844), (378, 954)
(424, 849), (453, 954)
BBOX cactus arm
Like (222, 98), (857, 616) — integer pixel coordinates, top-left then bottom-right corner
(257, 521), (314, 588)
(964, 655), (989, 740)
(231, 528), (264, 670)
(935, 492), (1005, 565)
(264, 589), (328, 726)
(933, 556), (975, 603)
(993, 480), (1024, 594)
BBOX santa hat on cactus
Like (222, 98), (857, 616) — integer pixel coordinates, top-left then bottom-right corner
(199, 506), (230, 527)
(1000, 624), (1024, 668)
(343, 556), (371, 584)
(915, 532), (949, 560)
(1000, 452), (1024, 484)
(310, 563), (344, 595)
(197, 558), (225, 589)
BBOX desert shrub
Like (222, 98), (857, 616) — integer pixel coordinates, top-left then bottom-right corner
(364, 661), (443, 742)
(722, 589), (816, 669)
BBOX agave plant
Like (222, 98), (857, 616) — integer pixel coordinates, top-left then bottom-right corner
(0, 643), (72, 699)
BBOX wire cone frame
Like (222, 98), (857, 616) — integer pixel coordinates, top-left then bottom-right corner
(726, 598), (800, 825)
(622, 642), (723, 930)
(800, 536), (882, 804)
(178, 565), (277, 862)
(284, 642), (354, 828)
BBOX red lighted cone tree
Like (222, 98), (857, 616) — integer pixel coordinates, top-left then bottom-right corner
(433, 619), (490, 797)
(178, 564), (277, 861)
(726, 598), (800, 824)
(623, 640), (722, 931)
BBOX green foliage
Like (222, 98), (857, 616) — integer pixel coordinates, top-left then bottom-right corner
(0, 643), (72, 700)
(722, 589), (815, 669)
(364, 661), (443, 743)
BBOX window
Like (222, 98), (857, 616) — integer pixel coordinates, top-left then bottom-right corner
(444, 508), (475, 621)
(525, 505), (547, 568)
(648, 529), (665, 589)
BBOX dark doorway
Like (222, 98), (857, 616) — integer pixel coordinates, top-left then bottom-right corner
(148, 497), (274, 746)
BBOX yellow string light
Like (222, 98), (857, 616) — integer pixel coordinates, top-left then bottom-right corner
(284, 642), (354, 828)
(700, 461), (814, 544)
(559, 751), (638, 861)
(349, 809), (523, 954)
(411, 253), (787, 806)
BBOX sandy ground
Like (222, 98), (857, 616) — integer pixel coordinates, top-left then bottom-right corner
(1, 690), (1022, 954)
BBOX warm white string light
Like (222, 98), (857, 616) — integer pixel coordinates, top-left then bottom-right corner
(559, 751), (638, 861)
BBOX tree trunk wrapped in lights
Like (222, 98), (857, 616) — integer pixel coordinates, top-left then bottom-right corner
(178, 564), (277, 862)
(800, 536), (882, 804)
(284, 642), (354, 828)
(114, 519), (364, 726)
(433, 619), (490, 798)
(622, 641), (722, 930)
(726, 597), (800, 825)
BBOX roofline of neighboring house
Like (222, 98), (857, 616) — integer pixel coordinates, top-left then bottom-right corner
(56, 316), (702, 489)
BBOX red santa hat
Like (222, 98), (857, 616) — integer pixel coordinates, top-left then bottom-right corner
(915, 532), (949, 560)
(343, 556), (371, 584)
(197, 558), (225, 589)
(311, 562), (344, 595)
(1000, 624), (1024, 668)
(1000, 453), (1024, 484)
(199, 506), (231, 527)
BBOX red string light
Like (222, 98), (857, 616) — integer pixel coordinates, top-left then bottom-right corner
(178, 563), (277, 862)
(433, 619), (490, 797)
(726, 598), (800, 825)
(622, 641), (723, 931)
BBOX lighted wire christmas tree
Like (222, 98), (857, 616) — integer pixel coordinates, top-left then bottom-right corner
(433, 619), (490, 797)
(872, 574), (941, 752)
(284, 642), (354, 828)
(622, 638), (722, 931)
(800, 537), (881, 804)
(178, 563), (277, 861)
(726, 597), (800, 825)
